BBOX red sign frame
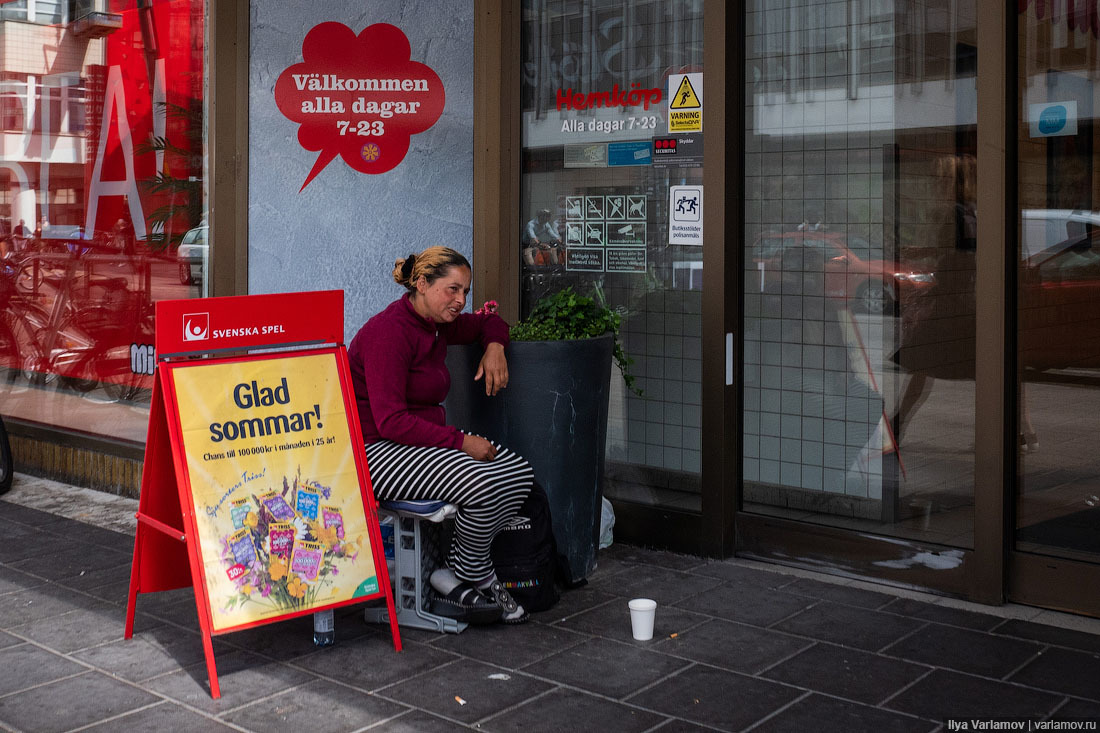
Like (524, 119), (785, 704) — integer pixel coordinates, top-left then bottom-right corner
(155, 289), (344, 358)
(126, 291), (399, 699)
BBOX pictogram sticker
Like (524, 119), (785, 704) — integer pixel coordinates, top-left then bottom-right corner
(670, 76), (701, 109)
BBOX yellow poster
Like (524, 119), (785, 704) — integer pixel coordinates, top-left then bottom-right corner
(169, 352), (378, 631)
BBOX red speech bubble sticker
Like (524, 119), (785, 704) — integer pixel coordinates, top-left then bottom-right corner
(275, 22), (445, 191)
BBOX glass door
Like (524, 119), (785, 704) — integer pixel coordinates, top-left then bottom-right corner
(1012, 2), (1100, 614)
(519, 0), (706, 514)
(743, 0), (979, 547)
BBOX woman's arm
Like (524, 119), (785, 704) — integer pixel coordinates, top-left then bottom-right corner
(442, 312), (510, 396)
(440, 310), (509, 348)
(474, 341), (508, 396)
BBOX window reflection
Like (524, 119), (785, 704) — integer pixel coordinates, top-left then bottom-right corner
(0, 1), (205, 443)
(744, 1), (978, 545)
(1016, 2), (1100, 560)
(521, 0), (705, 510)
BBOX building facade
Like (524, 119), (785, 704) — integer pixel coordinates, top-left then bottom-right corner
(2, 0), (1098, 617)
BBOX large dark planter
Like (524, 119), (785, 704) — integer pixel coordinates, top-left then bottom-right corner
(445, 335), (613, 583)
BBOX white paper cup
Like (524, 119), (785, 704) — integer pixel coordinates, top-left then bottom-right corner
(628, 598), (657, 640)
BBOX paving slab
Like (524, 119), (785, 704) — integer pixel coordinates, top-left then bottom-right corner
(0, 670), (160, 733)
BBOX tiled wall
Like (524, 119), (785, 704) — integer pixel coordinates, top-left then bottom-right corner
(743, 1), (894, 513)
(743, 0), (978, 519)
(0, 21), (97, 74)
(610, 288), (703, 476)
(523, 169), (705, 486)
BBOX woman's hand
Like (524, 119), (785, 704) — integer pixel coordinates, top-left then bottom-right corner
(461, 433), (497, 461)
(474, 342), (508, 396)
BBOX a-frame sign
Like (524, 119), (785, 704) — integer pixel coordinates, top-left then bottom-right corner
(124, 290), (400, 699)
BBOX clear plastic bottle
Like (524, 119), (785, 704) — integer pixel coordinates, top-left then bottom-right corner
(312, 608), (334, 646)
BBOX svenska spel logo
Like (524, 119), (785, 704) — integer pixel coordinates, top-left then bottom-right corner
(183, 313), (210, 341)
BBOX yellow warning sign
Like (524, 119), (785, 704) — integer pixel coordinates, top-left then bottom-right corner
(667, 73), (702, 133)
(670, 76), (701, 109)
(670, 110), (701, 132)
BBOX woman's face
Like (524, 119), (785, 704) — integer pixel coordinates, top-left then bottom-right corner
(414, 265), (471, 323)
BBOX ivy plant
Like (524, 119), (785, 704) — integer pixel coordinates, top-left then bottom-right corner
(509, 287), (641, 396)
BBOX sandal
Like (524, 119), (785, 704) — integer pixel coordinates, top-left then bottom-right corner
(429, 582), (503, 625)
(482, 580), (529, 625)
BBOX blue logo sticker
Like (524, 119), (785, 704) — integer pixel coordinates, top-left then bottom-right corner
(1038, 105), (1068, 135)
(608, 141), (652, 167)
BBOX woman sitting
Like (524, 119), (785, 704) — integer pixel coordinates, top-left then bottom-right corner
(347, 246), (533, 624)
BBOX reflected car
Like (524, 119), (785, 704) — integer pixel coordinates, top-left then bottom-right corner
(1019, 228), (1100, 371)
(750, 230), (935, 314)
(177, 224), (208, 285)
(1021, 208), (1100, 260)
(39, 224), (84, 240)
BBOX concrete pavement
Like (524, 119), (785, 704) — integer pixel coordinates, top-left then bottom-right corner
(1, 473), (1099, 732)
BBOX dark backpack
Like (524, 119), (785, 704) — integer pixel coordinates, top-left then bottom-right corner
(490, 482), (562, 613)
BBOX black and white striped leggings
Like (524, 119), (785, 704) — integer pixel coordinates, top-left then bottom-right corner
(365, 439), (534, 583)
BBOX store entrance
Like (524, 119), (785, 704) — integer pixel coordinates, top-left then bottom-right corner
(740, 0), (979, 561)
(517, 0), (708, 524)
(1010, 18), (1100, 616)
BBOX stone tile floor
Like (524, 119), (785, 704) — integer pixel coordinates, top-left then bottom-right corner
(1, 473), (1100, 732)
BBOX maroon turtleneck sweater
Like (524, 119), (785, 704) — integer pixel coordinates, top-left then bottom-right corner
(347, 294), (509, 448)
